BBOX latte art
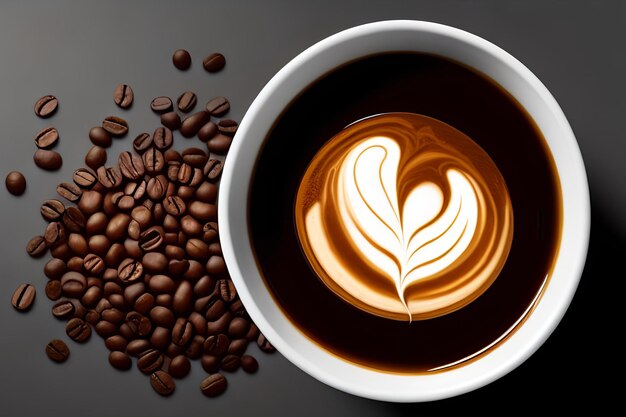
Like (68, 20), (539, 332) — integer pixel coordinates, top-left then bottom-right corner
(295, 113), (513, 321)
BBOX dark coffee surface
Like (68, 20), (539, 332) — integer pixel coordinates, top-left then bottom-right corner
(250, 53), (561, 372)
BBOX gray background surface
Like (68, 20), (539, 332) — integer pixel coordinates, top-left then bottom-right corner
(0, 1), (621, 415)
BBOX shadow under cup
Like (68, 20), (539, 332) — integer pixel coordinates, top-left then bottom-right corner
(248, 51), (562, 374)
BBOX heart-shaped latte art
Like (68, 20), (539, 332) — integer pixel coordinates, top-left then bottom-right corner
(295, 113), (513, 321)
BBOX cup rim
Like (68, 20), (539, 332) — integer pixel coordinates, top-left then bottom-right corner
(218, 20), (590, 402)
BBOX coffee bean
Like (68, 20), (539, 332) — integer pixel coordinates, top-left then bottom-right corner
(257, 333), (276, 353)
(203, 159), (223, 181)
(143, 147), (166, 174)
(5, 171), (26, 196)
(169, 259), (190, 276)
(34, 127), (59, 148)
(126, 311), (152, 337)
(203, 334), (229, 356)
(241, 355), (259, 373)
(85, 146), (107, 170)
(218, 279), (236, 302)
(51, 300), (75, 319)
(139, 226), (164, 251)
(61, 271), (87, 298)
(167, 355), (191, 379)
(172, 280), (193, 315)
(57, 182), (82, 202)
(107, 351), (131, 370)
(89, 126), (112, 147)
(171, 318), (193, 347)
(45, 280), (62, 301)
(106, 213), (131, 241)
(102, 116), (129, 137)
(228, 317), (250, 339)
(163, 195), (186, 216)
(96, 166), (122, 189)
(197, 121), (218, 143)
(129, 133), (151, 155)
(66, 318), (91, 343)
(200, 373), (227, 397)
(151, 96), (173, 114)
(11, 283), (36, 311)
(62, 207), (86, 233)
(124, 282), (147, 306)
(104, 335), (127, 352)
(67, 233), (89, 256)
(137, 349), (164, 374)
(150, 326), (171, 350)
(203, 53), (225, 72)
(160, 112), (181, 130)
(44, 258), (67, 280)
(205, 96), (230, 117)
(118, 258), (144, 282)
(200, 355), (220, 373)
(46, 339), (70, 363)
(207, 312), (232, 336)
(33, 148), (63, 171)
(228, 338), (248, 356)
(126, 339), (152, 357)
(180, 111), (210, 138)
(40, 199), (65, 222)
(26, 235), (47, 257)
(72, 168), (98, 189)
(207, 255), (227, 275)
(172, 49), (191, 70)
(217, 119), (238, 135)
(207, 133), (232, 154)
(44, 221), (67, 247)
(177, 91), (197, 113)
(84, 253), (105, 275)
(114, 83), (134, 109)
(118, 151), (145, 180)
(150, 370), (175, 396)
(149, 305), (175, 327)
(204, 298), (225, 321)
(184, 238), (208, 260)
(221, 354), (241, 372)
(34, 95), (58, 118)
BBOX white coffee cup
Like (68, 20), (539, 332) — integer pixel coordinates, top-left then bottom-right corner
(219, 20), (590, 402)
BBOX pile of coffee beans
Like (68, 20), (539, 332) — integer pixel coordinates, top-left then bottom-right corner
(9, 50), (275, 398)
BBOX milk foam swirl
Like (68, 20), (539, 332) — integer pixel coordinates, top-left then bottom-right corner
(295, 113), (513, 321)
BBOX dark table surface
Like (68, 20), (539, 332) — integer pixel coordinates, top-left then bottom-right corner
(0, 1), (621, 415)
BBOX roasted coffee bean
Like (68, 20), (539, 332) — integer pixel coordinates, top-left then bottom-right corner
(126, 311), (152, 337)
(89, 126), (112, 147)
(146, 175), (167, 200)
(44, 258), (67, 280)
(203, 334), (229, 356)
(171, 318), (193, 347)
(167, 355), (191, 379)
(206, 312), (232, 336)
(101, 308), (124, 324)
(125, 179), (146, 200)
(228, 317), (250, 339)
(185, 238), (209, 260)
(221, 354), (241, 372)
(106, 213), (131, 241)
(150, 326), (170, 350)
(46, 339), (70, 363)
(160, 112), (181, 130)
(151, 96), (173, 114)
(34, 95), (58, 118)
(203, 53), (226, 72)
(40, 199), (65, 221)
(207, 133), (233, 154)
(102, 116), (129, 137)
(205, 96), (230, 117)
(193, 275), (214, 297)
(61, 271), (87, 298)
(80, 192), (104, 215)
(172, 49), (191, 70)
(138, 349), (164, 374)
(257, 333), (276, 353)
(124, 238), (142, 259)
(109, 351), (132, 370)
(5, 171), (26, 196)
(139, 226), (164, 251)
(203, 159), (223, 181)
(149, 305), (175, 327)
(70, 299), (87, 319)
(168, 259), (190, 277)
(51, 300), (75, 319)
(57, 182), (81, 202)
(183, 335), (203, 359)
(200, 373), (227, 397)
(89, 235), (111, 256)
(105, 335), (127, 352)
(143, 147), (166, 174)
(96, 166), (123, 189)
(81, 286), (103, 308)
(66, 256), (84, 272)
(65, 318), (91, 343)
(71, 168), (97, 189)
(204, 298), (226, 321)
(118, 258), (144, 282)
(95, 320), (118, 338)
(34, 127), (59, 148)
(83, 254), (105, 275)
(11, 283), (36, 311)
(130, 133), (152, 155)
(179, 215), (201, 236)
(228, 338), (248, 356)
(208, 256), (227, 275)
(150, 370), (175, 396)
(176, 163), (193, 184)
(44, 221), (67, 247)
(241, 355), (259, 373)
(217, 119), (238, 135)
(142, 252), (167, 274)
(131, 205), (152, 228)
(85, 309), (100, 325)
(114, 83), (134, 109)
(26, 235), (47, 257)
(180, 111), (209, 137)
(163, 195), (186, 216)
(197, 121), (218, 143)
(201, 355), (220, 373)
(67, 233), (89, 256)
(45, 280), (62, 301)
(177, 91), (197, 113)
(62, 207), (86, 232)
(118, 151), (145, 180)
(124, 282), (146, 306)
(85, 146), (107, 170)
(218, 279), (236, 302)
(188, 311), (208, 336)
(127, 339), (152, 357)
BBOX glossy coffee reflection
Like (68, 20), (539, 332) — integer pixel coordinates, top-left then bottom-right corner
(295, 113), (513, 321)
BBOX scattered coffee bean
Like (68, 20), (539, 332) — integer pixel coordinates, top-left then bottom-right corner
(96, 166), (122, 189)
(133, 132), (152, 153)
(160, 112), (181, 130)
(180, 111), (210, 138)
(65, 317), (91, 343)
(205, 96), (230, 117)
(204, 159), (223, 181)
(143, 147), (165, 173)
(151, 96), (173, 114)
(46, 339), (70, 363)
(168, 355), (191, 379)
(5, 171), (26, 195)
(172, 49), (192, 70)
(51, 300), (75, 319)
(200, 373), (227, 397)
(61, 271), (87, 298)
(114, 83), (134, 109)
(45, 280), (62, 301)
(40, 199), (65, 221)
(34, 127), (60, 148)
(44, 258), (67, 280)
(203, 53), (226, 73)
(197, 121), (218, 142)
(177, 91), (197, 113)
(257, 333), (276, 353)
(11, 283), (36, 311)
(89, 126), (112, 147)
(34, 95), (58, 118)
(109, 351), (132, 370)
(57, 182), (82, 202)
(207, 133), (232, 154)
(153, 127), (173, 150)
(138, 349), (164, 374)
(118, 258), (144, 282)
(150, 370), (175, 396)
(241, 355), (259, 373)
(118, 151), (145, 180)
(221, 354), (241, 372)
(26, 235), (47, 257)
(34, 149), (63, 171)
(218, 119), (238, 135)
(72, 168), (98, 188)
(44, 221), (67, 247)
(62, 207), (86, 232)
(85, 145), (108, 170)
(102, 116), (129, 137)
